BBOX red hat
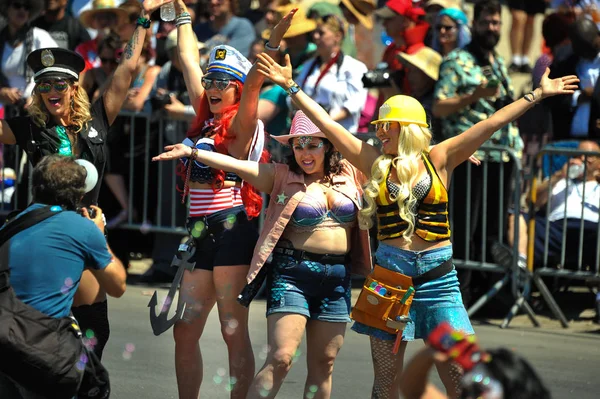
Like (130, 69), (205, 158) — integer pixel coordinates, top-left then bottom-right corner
(374, 0), (426, 22)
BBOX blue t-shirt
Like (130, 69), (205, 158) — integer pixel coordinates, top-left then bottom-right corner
(5, 204), (112, 318)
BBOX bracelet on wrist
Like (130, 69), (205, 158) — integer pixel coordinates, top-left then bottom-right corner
(176, 19), (192, 27)
(524, 90), (537, 104)
(136, 16), (151, 29)
(190, 146), (198, 160)
(177, 11), (191, 18)
(265, 42), (281, 51)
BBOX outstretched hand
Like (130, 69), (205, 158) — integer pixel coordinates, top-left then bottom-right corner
(142, 0), (173, 15)
(152, 144), (192, 162)
(268, 8), (298, 47)
(256, 52), (294, 89)
(539, 68), (579, 99)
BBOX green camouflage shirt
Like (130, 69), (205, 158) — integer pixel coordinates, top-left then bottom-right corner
(434, 48), (522, 161)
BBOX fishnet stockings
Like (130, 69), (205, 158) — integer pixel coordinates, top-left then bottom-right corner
(370, 337), (401, 399)
(447, 362), (463, 399)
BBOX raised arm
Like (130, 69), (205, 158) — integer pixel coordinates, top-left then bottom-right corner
(173, 0), (204, 113)
(256, 52), (380, 177)
(152, 143), (275, 193)
(229, 9), (299, 157)
(432, 69), (579, 173)
(103, 0), (170, 124)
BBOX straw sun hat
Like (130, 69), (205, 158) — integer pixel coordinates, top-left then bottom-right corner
(396, 46), (442, 82)
(262, 4), (318, 40)
(79, 0), (128, 29)
(340, 0), (376, 30)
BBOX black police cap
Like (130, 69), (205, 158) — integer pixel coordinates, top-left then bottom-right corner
(27, 48), (85, 83)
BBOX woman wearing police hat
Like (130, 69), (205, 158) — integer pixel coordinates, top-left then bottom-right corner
(0, 0), (174, 360)
(258, 46), (579, 397)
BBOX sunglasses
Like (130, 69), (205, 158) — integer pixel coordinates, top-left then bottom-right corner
(201, 77), (233, 91)
(37, 80), (70, 94)
(376, 121), (391, 133)
(436, 24), (457, 32)
(10, 2), (30, 10)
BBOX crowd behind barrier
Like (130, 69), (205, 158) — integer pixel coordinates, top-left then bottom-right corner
(5, 111), (598, 328)
(528, 146), (600, 328)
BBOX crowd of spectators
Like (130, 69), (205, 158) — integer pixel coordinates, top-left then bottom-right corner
(0, 0), (598, 314)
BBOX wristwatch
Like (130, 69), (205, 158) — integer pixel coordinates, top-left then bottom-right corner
(287, 83), (300, 96)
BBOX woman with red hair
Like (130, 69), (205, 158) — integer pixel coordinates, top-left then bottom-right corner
(170, 1), (296, 398)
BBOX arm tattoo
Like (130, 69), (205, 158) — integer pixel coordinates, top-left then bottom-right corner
(124, 28), (140, 60)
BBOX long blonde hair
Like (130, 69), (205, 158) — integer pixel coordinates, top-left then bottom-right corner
(359, 123), (432, 244)
(27, 82), (92, 133)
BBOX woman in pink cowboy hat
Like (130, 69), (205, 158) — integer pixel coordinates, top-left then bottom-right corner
(153, 109), (372, 399)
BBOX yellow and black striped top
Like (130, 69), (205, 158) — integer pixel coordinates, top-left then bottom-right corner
(376, 153), (451, 242)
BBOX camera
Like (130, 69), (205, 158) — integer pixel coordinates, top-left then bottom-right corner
(151, 92), (175, 110)
(77, 207), (97, 219)
(362, 62), (402, 89)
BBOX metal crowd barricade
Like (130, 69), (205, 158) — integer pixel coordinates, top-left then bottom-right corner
(116, 110), (189, 236)
(448, 145), (539, 329)
(527, 147), (600, 328)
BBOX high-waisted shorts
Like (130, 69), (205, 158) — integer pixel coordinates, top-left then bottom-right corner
(267, 253), (352, 323)
(186, 205), (258, 270)
(352, 242), (474, 341)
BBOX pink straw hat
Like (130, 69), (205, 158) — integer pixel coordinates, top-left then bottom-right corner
(272, 111), (327, 145)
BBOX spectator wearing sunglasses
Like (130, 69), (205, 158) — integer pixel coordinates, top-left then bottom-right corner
(74, 0), (127, 72)
(32, 0), (90, 50)
(80, 31), (122, 99)
(0, 0), (57, 118)
(0, 0), (176, 361)
(430, 7), (470, 57)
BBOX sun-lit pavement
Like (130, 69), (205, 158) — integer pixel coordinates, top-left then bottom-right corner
(101, 284), (599, 399)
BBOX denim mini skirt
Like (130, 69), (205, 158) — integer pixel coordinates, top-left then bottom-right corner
(352, 242), (474, 341)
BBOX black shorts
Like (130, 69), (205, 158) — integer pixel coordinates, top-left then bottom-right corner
(507, 0), (547, 15)
(187, 205), (258, 270)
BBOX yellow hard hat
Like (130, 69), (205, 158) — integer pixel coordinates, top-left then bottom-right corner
(371, 95), (429, 128)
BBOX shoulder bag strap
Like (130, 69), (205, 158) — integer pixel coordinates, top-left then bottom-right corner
(0, 206), (62, 249)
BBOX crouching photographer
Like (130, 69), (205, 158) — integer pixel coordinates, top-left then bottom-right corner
(399, 323), (551, 399)
(0, 155), (127, 399)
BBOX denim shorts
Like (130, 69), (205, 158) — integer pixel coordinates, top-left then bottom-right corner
(352, 242), (474, 341)
(186, 205), (258, 270)
(267, 254), (352, 322)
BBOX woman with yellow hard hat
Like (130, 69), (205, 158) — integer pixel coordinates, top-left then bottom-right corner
(256, 48), (578, 399)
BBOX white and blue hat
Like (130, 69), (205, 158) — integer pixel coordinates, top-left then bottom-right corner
(206, 45), (252, 84)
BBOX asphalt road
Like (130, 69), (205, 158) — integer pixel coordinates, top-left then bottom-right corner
(101, 285), (600, 399)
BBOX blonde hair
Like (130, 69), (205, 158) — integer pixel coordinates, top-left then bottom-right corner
(27, 82), (92, 133)
(359, 123), (432, 244)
